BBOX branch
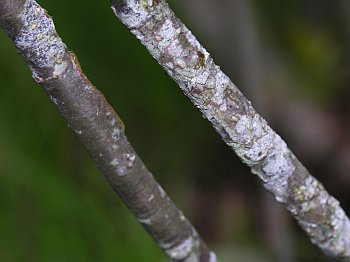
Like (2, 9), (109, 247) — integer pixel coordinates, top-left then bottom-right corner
(110, 0), (350, 259)
(0, 1), (216, 261)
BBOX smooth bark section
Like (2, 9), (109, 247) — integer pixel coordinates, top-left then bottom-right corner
(0, 1), (216, 261)
(111, 0), (350, 259)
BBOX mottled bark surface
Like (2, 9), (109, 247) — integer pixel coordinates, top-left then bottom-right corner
(0, 0), (216, 261)
(111, 0), (350, 259)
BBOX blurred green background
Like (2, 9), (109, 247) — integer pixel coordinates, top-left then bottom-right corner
(1, 0), (350, 261)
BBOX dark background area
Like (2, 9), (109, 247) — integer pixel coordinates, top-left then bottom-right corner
(1, 0), (350, 261)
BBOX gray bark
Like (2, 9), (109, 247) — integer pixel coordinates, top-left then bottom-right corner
(111, 0), (350, 259)
(0, 0), (216, 261)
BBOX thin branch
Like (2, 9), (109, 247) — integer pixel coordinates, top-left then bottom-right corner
(110, 0), (350, 259)
(0, 0), (216, 261)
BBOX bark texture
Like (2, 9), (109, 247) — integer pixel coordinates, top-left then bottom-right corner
(0, 1), (216, 261)
(111, 0), (350, 259)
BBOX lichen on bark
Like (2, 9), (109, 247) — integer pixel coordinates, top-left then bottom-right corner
(13, 0), (68, 82)
(111, 0), (350, 259)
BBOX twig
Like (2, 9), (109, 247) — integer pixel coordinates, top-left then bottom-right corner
(0, 0), (216, 261)
(110, 0), (350, 259)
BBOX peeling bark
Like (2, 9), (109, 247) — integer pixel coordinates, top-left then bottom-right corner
(110, 0), (350, 259)
(0, 0), (216, 261)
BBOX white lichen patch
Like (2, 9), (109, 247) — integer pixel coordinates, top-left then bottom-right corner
(111, 118), (117, 126)
(111, 128), (120, 142)
(111, 0), (150, 29)
(219, 103), (227, 112)
(242, 123), (275, 163)
(179, 212), (186, 222)
(158, 185), (166, 198)
(228, 115), (295, 203)
(138, 217), (152, 225)
(175, 67), (196, 82)
(49, 95), (58, 106)
(260, 134), (294, 202)
(148, 194), (154, 202)
(191, 67), (210, 87)
(209, 252), (217, 262)
(165, 236), (196, 260)
(15, 0), (67, 79)
(314, 198), (350, 256)
(167, 39), (183, 57)
(110, 157), (128, 177)
(145, 20), (155, 30)
(294, 176), (319, 205)
(175, 58), (186, 69)
(234, 115), (253, 143)
(84, 85), (93, 93)
(157, 19), (178, 52)
(124, 153), (136, 168)
(53, 62), (67, 77)
(332, 214), (350, 256)
(226, 114), (258, 156)
(212, 71), (230, 106)
(110, 158), (119, 167)
(183, 253), (200, 262)
(176, 54), (210, 91)
(262, 139), (292, 178)
(165, 61), (174, 70)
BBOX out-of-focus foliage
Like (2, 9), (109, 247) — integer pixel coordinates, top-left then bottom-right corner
(0, 0), (349, 261)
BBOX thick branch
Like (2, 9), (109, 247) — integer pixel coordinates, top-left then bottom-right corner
(111, 0), (350, 259)
(0, 1), (216, 261)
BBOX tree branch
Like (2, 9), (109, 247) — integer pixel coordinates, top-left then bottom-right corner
(110, 0), (350, 259)
(0, 0), (216, 261)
